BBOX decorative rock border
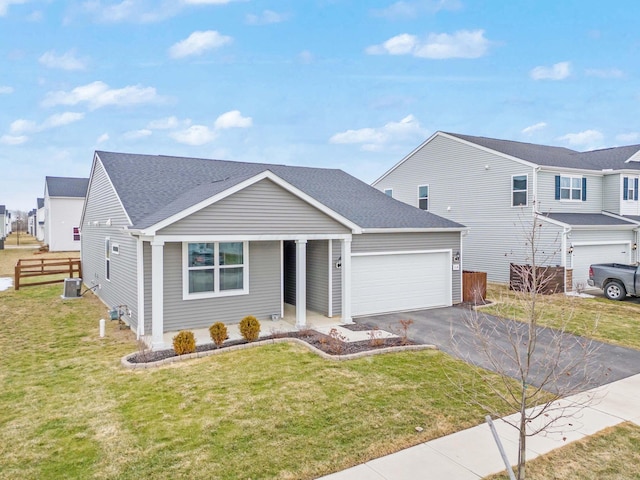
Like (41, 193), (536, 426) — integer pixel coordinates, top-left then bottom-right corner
(121, 337), (437, 370)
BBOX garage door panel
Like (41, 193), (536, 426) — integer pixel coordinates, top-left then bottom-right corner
(352, 252), (451, 316)
(571, 244), (630, 288)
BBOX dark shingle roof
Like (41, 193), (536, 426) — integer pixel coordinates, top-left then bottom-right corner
(37, 198), (44, 209)
(445, 132), (640, 171)
(96, 151), (464, 231)
(46, 176), (89, 198)
(545, 213), (638, 226)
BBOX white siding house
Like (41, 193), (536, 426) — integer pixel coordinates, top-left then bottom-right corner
(44, 176), (89, 252)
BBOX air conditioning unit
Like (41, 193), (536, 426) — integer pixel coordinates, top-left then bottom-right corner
(62, 278), (82, 299)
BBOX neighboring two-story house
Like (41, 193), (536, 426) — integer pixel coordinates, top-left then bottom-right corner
(373, 131), (640, 290)
(0, 205), (7, 240)
(44, 176), (89, 252)
(36, 197), (45, 242)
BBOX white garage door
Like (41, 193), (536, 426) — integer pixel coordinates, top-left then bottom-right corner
(351, 251), (451, 317)
(571, 243), (630, 288)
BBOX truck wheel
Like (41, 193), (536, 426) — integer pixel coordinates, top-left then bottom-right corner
(604, 281), (626, 301)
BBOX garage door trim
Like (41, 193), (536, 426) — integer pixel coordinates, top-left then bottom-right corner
(570, 241), (631, 269)
(351, 248), (451, 257)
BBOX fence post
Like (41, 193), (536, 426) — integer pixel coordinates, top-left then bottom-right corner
(14, 261), (20, 291)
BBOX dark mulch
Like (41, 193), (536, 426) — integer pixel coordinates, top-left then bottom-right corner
(129, 329), (418, 364)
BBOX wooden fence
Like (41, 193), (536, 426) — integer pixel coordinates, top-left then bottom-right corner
(509, 263), (569, 294)
(14, 258), (82, 290)
(462, 271), (487, 303)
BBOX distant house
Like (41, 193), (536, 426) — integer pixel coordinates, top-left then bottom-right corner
(28, 209), (36, 236)
(36, 197), (45, 241)
(0, 205), (7, 239)
(44, 176), (89, 252)
(81, 151), (465, 349)
(373, 131), (640, 289)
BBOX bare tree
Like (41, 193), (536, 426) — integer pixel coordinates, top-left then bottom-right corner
(450, 213), (605, 480)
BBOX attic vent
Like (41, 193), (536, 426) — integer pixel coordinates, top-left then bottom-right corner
(62, 278), (82, 299)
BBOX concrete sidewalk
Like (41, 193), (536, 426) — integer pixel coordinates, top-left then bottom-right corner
(318, 373), (640, 480)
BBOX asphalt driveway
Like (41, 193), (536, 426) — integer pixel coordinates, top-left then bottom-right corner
(356, 305), (640, 394)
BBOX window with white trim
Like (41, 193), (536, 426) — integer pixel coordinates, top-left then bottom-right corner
(623, 176), (639, 201)
(384, 188), (393, 197)
(561, 176), (582, 200)
(105, 238), (111, 281)
(512, 174), (527, 206)
(184, 242), (248, 298)
(418, 185), (429, 210)
(73, 226), (80, 241)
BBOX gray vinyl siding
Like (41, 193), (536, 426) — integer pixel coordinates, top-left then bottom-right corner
(602, 174), (620, 214)
(306, 240), (329, 315)
(159, 178), (350, 236)
(374, 134), (536, 283)
(81, 159), (139, 332)
(161, 240), (281, 331)
(536, 170), (603, 213)
(332, 240), (342, 316)
(352, 232), (462, 304)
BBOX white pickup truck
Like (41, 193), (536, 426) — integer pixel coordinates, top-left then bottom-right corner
(588, 263), (640, 300)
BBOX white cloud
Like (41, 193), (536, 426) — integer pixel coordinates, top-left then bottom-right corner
(9, 112), (84, 134)
(330, 114), (426, 151)
(521, 122), (547, 135)
(169, 30), (232, 58)
(298, 50), (314, 64)
(530, 61), (571, 80)
(0, 0), (28, 16)
(123, 128), (152, 139)
(558, 129), (604, 149)
(214, 110), (252, 129)
(616, 132), (639, 143)
(147, 116), (183, 129)
(246, 9), (289, 25)
(371, 0), (462, 19)
(42, 81), (159, 110)
(585, 68), (624, 79)
(0, 85), (13, 94)
(97, 132), (110, 143)
(170, 125), (217, 145)
(366, 29), (490, 59)
(0, 134), (28, 145)
(39, 50), (87, 70)
(82, 0), (240, 23)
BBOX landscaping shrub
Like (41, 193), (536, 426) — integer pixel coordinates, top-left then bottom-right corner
(239, 315), (261, 342)
(209, 322), (228, 347)
(172, 330), (196, 355)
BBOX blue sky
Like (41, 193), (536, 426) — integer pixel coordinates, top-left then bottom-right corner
(1, 0), (639, 212)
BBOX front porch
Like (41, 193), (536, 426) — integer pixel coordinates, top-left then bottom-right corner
(161, 304), (345, 347)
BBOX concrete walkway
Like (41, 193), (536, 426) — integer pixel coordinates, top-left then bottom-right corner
(318, 372), (640, 479)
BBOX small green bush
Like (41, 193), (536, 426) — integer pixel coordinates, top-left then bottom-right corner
(239, 315), (261, 342)
(209, 322), (228, 347)
(172, 330), (196, 355)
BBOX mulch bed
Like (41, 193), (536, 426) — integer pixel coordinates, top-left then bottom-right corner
(128, 329), (417, 364)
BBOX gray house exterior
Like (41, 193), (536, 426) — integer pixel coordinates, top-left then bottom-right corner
(44, 176), (89, 252)
(373, 132), (640, 289)
(81, 151), (465, 349)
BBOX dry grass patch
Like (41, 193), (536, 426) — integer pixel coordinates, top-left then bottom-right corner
(485, 422), (640, 480)
(483, 283), (640, 350)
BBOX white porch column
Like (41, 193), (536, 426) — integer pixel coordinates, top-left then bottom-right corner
(295, 239), (307, 328)
(151, 238), (165, 349)
(341, 238), (353, 324)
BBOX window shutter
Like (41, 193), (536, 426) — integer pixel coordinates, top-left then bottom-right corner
(623, 177), (629, 200)
(582, 177), (587, 201)
(555, 175), (560, 200)
(635, 178), (639, 201)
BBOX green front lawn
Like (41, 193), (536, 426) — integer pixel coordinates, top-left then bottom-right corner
(0, 281), (514, 480)
(482, 283), (640, 350)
